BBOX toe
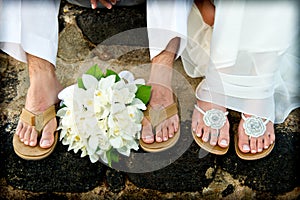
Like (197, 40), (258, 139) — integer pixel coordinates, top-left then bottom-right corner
(29, 129), (38, 146)
(257, 136), (264, 152)
(162, 126), (168, 141)
(155, 129), (163, 142)
(39, 118), (56, 148)
(168, 122), (175, 138)
(18, 122), (27, 142)
(209, 129), (218, 146)
(202, 127), (210, 143)
(40, 132), (54, 148)
(141, 118), (154, 143)
(16, 120), (23, 136)
(238, 123), (250, 153)
(23, 125), (32, 146)
(218, 126), (229, 148)
(250, 138), (257, 154)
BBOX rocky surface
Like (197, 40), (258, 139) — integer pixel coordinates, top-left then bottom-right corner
(0, 1), (299, 199)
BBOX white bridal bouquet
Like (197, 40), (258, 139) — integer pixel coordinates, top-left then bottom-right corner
(57, 65), (151, 166)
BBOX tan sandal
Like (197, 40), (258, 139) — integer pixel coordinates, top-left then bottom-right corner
(234, 114), (274, 160)
(192, 104), (229, 155)
(139, 101), (180, 153)
(13, 105), (58, 160)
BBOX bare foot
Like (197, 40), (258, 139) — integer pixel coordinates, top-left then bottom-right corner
(15, 54), (63, 148)
(237, 114), (275, 154)
(141, 38), (180, 144)
(192, 99), (230, 148)
(141, 83), (179, 143)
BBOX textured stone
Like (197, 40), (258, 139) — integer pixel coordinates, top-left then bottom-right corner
(127, 122), (218, 192)
(219, 111), (300, 195)
(76, 4), (146, 45)
(57, 23), (94, 62)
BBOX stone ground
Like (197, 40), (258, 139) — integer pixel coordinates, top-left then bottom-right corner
(0, 1), (300, 199)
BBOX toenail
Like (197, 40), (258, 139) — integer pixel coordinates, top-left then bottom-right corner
(211, 142), (217, 146)
(242, 145), (250, 151)
(264, 145), (269, 149)
(169, 134), (173, 138)
(20, 138), (24, 142)
(24, 140), (28, 145)
(251, 150), (256, 153)
(41, 140), (50, 146)
(258, 148), (262, 152)
(196, 133), (201, 137)
(163, 137), (168, 141)
(220, 139), (228, 146)
(30, 141), (35, 146)
(203, 137), (209, 142)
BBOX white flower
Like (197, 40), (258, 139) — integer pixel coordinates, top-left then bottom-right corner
(57, 68), (147, 165)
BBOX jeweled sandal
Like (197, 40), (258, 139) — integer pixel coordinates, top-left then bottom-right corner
(234, 113), (274, 160)
(192, 104), (229, 155)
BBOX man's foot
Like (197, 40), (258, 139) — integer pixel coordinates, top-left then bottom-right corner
(141, 83), (179, 143)
(192, 99), (230, 149)
(15, 54), (63, 148)
(141, 38), (180, 144)
(237, 114), (275, 154)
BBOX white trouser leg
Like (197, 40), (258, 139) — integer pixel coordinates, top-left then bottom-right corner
(147, 0), (193, 60)
(0, 0), (60, 66)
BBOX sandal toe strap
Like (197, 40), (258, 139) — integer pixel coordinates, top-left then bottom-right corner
(194, 104), (228, 130)
(144, 103), (178, 128)
(20, 105), (56, 134)
(242, 113), (269, 138)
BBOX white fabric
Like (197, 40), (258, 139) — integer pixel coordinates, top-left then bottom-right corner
(147, 0), (193, 60)
(181, 3), (212, 78)
(193, 0), (300, 123)
(0, 0), (60, 66)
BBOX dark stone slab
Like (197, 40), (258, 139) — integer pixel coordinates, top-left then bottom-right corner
(219, 111), (300, 195)
(2, 131), (106, 192)
(75, 3), (146, 45)
(127, 121), (218, 192)
(105, 168), (126, 193)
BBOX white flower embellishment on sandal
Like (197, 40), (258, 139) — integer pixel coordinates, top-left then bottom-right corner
(242, 114), (269, 138)
(194, 105), (228, 130)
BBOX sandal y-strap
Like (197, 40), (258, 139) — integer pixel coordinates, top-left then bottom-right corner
(234, 113), (274, 160)
(13, 105), (58, 160)
(241, 113), (269, 138)
(20, 105), (56, 135)
(139, 102), (180, 153)
(192, 104), (229, 155)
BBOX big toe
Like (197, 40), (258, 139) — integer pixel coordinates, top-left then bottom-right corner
(141, 119), (154, 143)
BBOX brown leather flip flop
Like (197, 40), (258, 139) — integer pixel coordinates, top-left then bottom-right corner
(13, 105), (58, 160)
(139, 101), (180, 153)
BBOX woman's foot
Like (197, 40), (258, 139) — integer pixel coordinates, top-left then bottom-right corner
(15, 54), (63, 148)
(237, 114), (275, 154)
(192, 99), (230, 149)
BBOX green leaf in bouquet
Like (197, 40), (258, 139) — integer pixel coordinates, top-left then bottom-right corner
(77, 77), (86, 89)
(136, 85), (152, 105)
(85, 64), (103, 80)
(105, 69), (121, 82)
(106, 148), (119, 167)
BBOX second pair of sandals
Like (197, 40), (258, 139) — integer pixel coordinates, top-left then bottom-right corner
(140, 101), (275, 160)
